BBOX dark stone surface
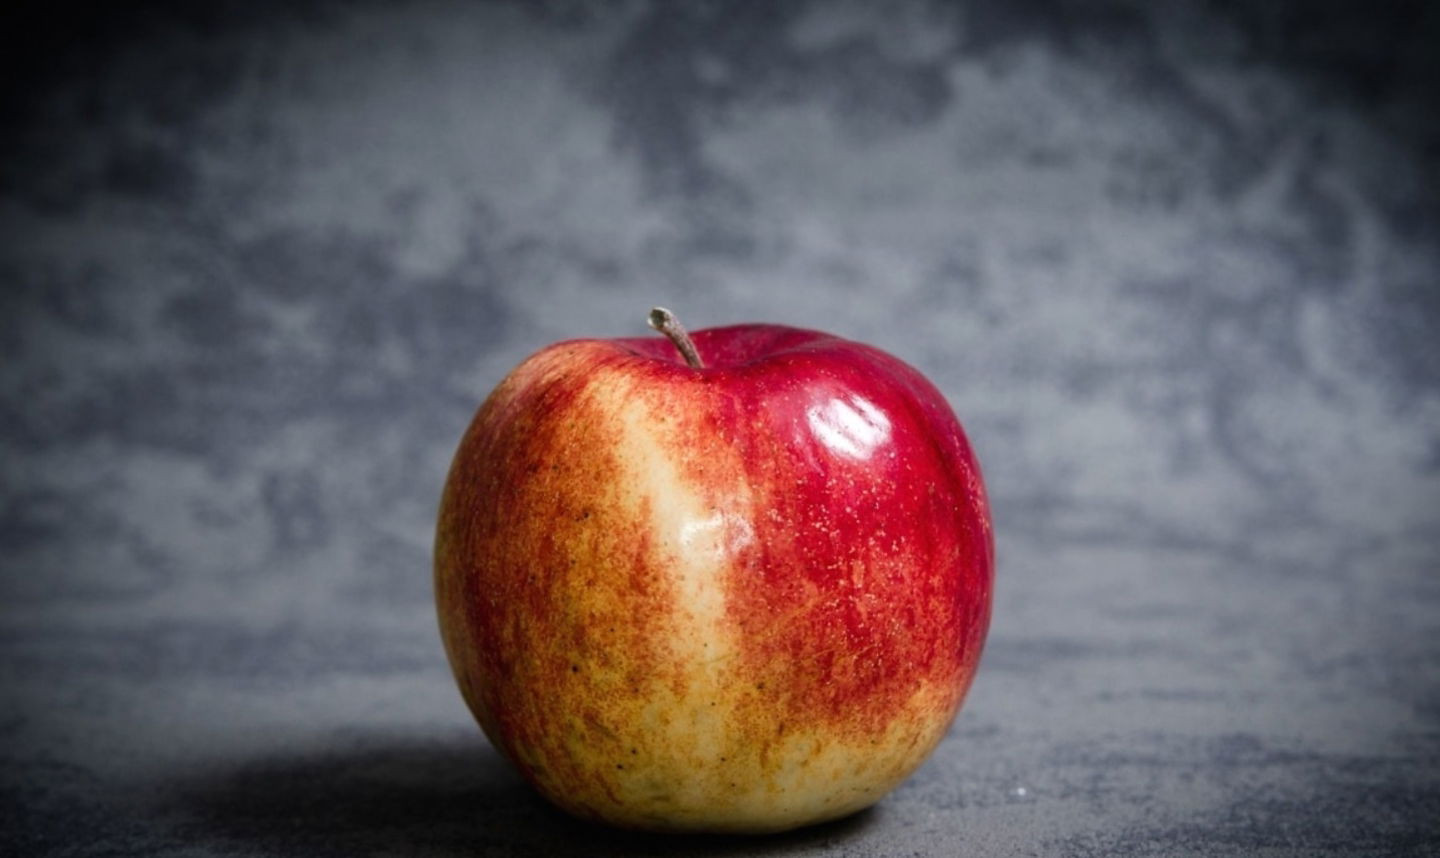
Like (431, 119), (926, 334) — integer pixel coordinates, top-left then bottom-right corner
(2, 2), (1438, 854)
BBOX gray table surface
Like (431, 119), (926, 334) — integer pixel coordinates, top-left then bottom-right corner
(3, 2), (1438, 855)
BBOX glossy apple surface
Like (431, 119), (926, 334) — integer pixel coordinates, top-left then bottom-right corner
(434, 318), (993, 833)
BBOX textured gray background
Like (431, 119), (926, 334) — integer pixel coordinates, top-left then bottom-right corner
(3, 1), (1439, 855)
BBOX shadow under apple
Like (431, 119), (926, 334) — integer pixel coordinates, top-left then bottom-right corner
(174, 733), (879, 857)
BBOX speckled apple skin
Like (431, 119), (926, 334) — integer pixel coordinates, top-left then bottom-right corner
(434, 324), (993, 833)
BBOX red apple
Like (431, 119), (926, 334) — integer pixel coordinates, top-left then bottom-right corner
(434, 308), (993, 833)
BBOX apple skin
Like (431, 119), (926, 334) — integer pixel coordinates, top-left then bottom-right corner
(434, 322), (993, 833)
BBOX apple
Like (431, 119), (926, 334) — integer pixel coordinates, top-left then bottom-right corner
(434, 308), (993, 833)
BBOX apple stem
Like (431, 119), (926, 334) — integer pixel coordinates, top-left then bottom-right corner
(647, 307), (704, 369)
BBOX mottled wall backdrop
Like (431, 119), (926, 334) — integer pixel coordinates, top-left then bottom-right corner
(3, 2), (1438, 855)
